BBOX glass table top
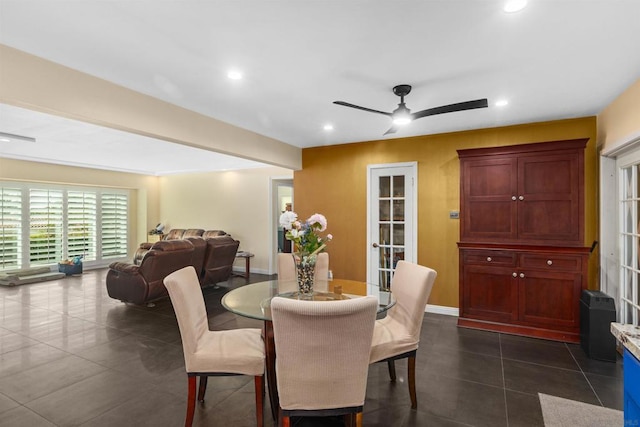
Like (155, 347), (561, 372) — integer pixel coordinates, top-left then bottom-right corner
(221, 278), (394, 322)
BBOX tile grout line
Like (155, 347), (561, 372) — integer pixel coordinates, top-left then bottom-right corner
(565, 342), (605, 407)
(499, 333), (510, 427)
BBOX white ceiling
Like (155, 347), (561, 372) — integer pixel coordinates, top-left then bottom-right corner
(1, 0), (639, 175)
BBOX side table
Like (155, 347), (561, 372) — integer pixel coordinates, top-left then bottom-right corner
(233, 251), (254, 279)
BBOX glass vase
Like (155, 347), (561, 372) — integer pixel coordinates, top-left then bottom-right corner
(293, 252), (317, 297)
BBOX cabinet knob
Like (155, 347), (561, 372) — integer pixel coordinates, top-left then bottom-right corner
(512, 272), (517, 278)
(519, 273), (525, 278)
(547, 260), (553, 266)
(518, 195), (524, 201)
(486, 257), (492, 262)
(511, 196), (517, 201)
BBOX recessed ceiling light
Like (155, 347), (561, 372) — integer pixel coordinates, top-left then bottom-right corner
(495, 99), (509, 107)
(504, 0), (527, 13)
(323, 124), (334, 131)
(227, 70), (243, 80)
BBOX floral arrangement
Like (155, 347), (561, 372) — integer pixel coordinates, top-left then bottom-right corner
(279, 211), (332, 255)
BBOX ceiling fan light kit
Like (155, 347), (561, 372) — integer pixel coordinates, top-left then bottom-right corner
(333, 84), (488, 135)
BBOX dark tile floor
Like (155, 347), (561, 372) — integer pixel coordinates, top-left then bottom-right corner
(0, 268), (623, 426)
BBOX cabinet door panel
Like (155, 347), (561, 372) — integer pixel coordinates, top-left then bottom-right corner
(462, 157), (518, 241)
(462, 265), (518, 322)
(518, 270), (581, 328)
(518, 153), (581, 243)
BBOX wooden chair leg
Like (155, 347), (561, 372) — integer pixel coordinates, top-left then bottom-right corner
(356, 412), (363, 427)
(344, 412), (360, 427)
(186, 376), (197, 427)
(408, 355), (417, 409)
(254, 376), (264, 427)
(197, 376), (208, 402)
(387, 359), (397, 382)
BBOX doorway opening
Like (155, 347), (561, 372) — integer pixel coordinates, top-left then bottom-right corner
(271, 178), (293, 274)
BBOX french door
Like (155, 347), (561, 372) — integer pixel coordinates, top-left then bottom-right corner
(617, 152), (640, 326)
(367, 162), (417, 290)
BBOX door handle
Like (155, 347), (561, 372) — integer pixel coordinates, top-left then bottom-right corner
(372, 243), (379, 248)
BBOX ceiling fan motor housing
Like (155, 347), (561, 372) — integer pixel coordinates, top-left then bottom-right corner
(393, 85), (412, 97)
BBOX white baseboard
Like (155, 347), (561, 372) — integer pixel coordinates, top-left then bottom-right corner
(232, 266), (269, 275)
(425, 304), (459, 317)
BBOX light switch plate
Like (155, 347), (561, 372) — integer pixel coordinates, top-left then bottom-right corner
(449, 211), (460, 219)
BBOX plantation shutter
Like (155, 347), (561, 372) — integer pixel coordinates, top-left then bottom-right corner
(101, 192), (128, 258)
(67, 191), (97, 261)
(29, 189), (64, 265)
(0, 187), (22, 269)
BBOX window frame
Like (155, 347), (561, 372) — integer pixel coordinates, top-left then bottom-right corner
(0, 181), (129, 271)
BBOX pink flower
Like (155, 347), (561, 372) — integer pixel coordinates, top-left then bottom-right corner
(307, 213), (327, 231)
(326, 234), (333, 241)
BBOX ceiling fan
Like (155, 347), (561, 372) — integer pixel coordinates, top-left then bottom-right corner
(333, 84), (489, 135)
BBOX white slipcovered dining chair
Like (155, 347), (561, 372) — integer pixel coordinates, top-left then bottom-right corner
(270, 295), (378, 427)
(163, 266), (265, 427)
(369, 260), (437, 409)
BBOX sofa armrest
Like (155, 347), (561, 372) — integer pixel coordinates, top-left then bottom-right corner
(108, 262), (141, 276)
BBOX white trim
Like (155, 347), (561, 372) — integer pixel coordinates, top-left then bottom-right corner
(366, 162), (418, 286)
(269, 176), (293, 276)
(601, 130), (640, 158)
(425, 304), (459, 317)
(232, 266), (269, 275)
(599, 155), (618, 302)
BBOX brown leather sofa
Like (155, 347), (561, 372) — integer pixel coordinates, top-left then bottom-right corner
(134, 229), (227, 265)
(201, 235), (240, 286)
(107, 240), (195, 305)
(107, 234), (241, 305)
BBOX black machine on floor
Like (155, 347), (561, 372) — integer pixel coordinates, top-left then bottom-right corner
(580, 290), (617, 362)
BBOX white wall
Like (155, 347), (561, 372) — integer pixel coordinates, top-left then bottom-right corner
(159, 166), (293, 274)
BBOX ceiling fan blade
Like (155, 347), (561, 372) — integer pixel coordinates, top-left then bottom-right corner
(333, 101), (392, 117)
(383, 125), (399, 135)
(411, 99), (488, 120)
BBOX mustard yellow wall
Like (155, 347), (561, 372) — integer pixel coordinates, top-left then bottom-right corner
(295, 117), (598, 308)
(0, 157), (161, 256)
(598, 77), (640, 150)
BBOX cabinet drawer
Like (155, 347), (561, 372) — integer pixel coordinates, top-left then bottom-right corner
(519, 253), (582, 271)
(463, 250), (516, 266)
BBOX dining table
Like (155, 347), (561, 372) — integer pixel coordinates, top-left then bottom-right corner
(221, 278), (395, 421)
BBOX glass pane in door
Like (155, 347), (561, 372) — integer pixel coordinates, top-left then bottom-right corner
(379, 200), (390, 222)
(375, 174), (406, 290)
(393, 176), (405, 196)
(379, 177), (390, 197)
(379, 224), (390, 245)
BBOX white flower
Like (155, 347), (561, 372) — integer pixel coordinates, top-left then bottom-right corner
(282, 211), (331, 254)
(279, 211), (298, 230)
(289, 228), (304, 238)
